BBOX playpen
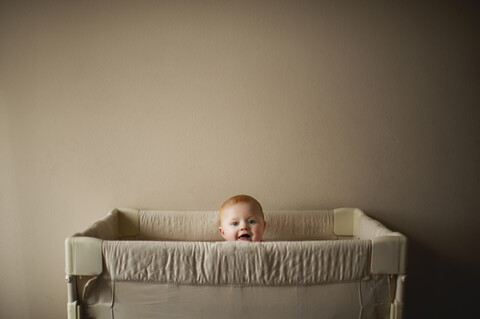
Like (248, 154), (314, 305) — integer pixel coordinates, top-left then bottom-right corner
(65, 208), (407, 318)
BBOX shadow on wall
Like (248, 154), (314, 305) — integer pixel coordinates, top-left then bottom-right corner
(405, 239), (479, 318)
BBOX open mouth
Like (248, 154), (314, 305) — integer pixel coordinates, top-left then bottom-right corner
(238, 234), (251, 241)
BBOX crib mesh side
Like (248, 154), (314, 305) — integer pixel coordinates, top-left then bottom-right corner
(81, 275), (391, 319)
(107, 277), (390, 319)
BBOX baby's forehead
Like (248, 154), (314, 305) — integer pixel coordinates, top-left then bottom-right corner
(223, 202), (263, 217)
(226, 201), (258, 211)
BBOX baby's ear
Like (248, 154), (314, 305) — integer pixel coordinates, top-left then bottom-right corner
(218, 227), (224, 235)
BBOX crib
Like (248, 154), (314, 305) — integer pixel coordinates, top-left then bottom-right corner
(65, 208), (407, 319)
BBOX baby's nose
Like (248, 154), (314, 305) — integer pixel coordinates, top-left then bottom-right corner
(240, 223), (250, 230)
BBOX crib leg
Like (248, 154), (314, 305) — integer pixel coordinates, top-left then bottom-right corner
(66, 275), (82, 319)
(390, 275), (406, 319)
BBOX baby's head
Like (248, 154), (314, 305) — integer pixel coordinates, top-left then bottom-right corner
(218, 195), (266, 242)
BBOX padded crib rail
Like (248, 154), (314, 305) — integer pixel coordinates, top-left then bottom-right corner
(102, 240), (372, 285)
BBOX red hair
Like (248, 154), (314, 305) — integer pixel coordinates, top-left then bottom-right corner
(219, 195), (264, 225)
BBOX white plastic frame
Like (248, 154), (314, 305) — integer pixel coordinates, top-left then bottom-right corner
(65, 208), (139, 319)
(334, 208), (407, 319)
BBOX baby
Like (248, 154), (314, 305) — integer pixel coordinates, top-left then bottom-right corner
(218, 194), (266, 241)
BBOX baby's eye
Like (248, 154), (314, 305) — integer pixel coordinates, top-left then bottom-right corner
(248, 220), (256, 224)
(232, 221), (239, 226)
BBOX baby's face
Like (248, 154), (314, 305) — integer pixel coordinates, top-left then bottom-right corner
(219, 202), (266, 242)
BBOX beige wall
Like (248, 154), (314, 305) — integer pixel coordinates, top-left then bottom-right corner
(1, 0), (478, 318)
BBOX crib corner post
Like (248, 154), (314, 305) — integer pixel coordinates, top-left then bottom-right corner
(390, 275), (406, 319)
(333, 207), (363, 237)
(65, 236), (103, 275)
(66, 274), (81, 319)
(115, 208), (140, 238)
(371, 235), (407, 274)
(67, 300), (81, 319)
(66, 274), (77, 303)
(65, 236), (103, 319)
